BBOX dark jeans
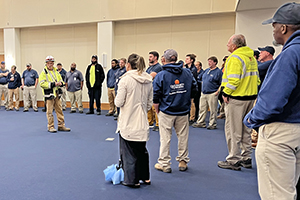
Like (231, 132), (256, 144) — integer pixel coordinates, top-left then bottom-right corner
(119, 134), (149, 185)
(194, 83), (202, 120)
(88, 88), (101, 112)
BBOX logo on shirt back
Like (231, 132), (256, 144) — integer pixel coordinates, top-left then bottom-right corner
(169, 79), (186, 95)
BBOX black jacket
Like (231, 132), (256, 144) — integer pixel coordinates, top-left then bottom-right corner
(85, 63), (105, 90)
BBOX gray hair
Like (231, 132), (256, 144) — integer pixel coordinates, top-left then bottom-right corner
(232, 34), (247, 48)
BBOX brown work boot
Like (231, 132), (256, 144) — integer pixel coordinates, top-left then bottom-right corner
(58, 127), (71, 132)
(217, 114), (225, 119)
(178, 161), (188, 171)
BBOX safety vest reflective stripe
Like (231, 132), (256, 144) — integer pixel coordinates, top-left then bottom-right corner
(226, 83), (237, 90)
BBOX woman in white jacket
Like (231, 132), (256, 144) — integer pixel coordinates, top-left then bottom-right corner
(115, 53), (153, 188)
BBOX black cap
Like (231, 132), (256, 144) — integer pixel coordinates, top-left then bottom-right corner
(254, 50), (260, 58)
(258, 46), (275, 56)
(262, 2), (300, 25)
(92, 55), (98, 60)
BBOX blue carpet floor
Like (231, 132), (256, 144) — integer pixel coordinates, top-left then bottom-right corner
(0, 106), (260, 200)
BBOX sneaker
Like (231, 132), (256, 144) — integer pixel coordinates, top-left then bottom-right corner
(48, 127), (57, 133)
(192, 122), (206, 128)
(178, 160), (188, 171)
(113, 113), (118, 117)
(114, 117), (118, 121)
(240, 158), (252, 168)
(70, 110), (76, 113)
(23, 109), (29, 112)
(152, 126), (159, 132)
(217, 160), (241, 171)
(97, 111), (101, 115)
(63, 108), (66, 111)
(207, 126), (217, 130)
(58, 127), (71, 132)
(105, 112), (114, 116)
(86, 111), (94, 115)
(217, 114), (225, 119)
(154, 163), (172, 173)
(34, 109), (38, 112)
(15, 108), (19, 111)
(79, 110), (83, 113)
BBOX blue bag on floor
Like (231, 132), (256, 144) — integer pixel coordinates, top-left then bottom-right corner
(103, 164), (117, 182)
(112, 168), (124, 185)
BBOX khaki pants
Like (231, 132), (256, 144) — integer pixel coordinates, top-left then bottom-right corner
(46, 96), (65, 130)
(67, 90), (83, 111)
(157, 111), (190, 167)
(60, 86), (67, 109)
(224, 98), (254, 164)
(147, 106), (159, 126)
(196, 92), (218, 127)
(8, 88), (19, 110)
(0, 84), (8, 108)
(107, 88), (116, 114)
(256, 122), (300, 200)
(189, 99), (195, 121)
(23, 86), (37, 110)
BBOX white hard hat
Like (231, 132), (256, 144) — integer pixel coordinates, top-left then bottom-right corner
(45, 55), (55, 63)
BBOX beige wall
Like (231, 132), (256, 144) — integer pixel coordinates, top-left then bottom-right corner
(20, 24), (97, 101)
(114, 14), (235, 69)
(0, 29), (4, 54)
(236, 9), (282, 58)
(0, 0), (236, 28)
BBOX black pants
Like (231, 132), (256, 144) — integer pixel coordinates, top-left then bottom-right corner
(88, 88), (101, 112)
(119, 134), (149, 185)
(194, 83), (202, 120)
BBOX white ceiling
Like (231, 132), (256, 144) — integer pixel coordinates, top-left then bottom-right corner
(236, 0), (300, 11)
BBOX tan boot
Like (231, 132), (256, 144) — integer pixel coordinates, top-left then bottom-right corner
(154, 163), (172, 173)
(179, 161), (188, 171)
(58, 127), (71, 132)
(48, 127), (57, 133)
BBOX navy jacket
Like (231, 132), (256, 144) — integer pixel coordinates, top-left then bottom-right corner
(244, 30), (300, 129)
(153, 62), (197, 116)
(8, 72), (21, 89)
(106, 66), (120, 88)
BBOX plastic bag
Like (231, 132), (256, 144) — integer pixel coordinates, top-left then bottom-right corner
(112, 168), (124, 185)
(103, 164), (117, 182)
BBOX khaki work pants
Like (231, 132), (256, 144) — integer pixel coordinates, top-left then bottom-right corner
(256, 122), (300, 200)
(189, 99), (195, 121)
(23, 86), (37, 110)
(147, 106), (159, 126)
(60, 86), (67, 109)
(67, 90), (83, 112)
(107, 88), (116, 114)
(157, 111), (190, 167)
(196, 92), (218, 127)
(0, 84), (8, 108)
(46, 96), (65, 130)
(8, 88), (19, 110)
(224, 98), (254, 164)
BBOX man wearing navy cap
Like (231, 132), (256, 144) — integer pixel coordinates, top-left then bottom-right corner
(257, 46), (275, 85)
(244, 2), (300, 199)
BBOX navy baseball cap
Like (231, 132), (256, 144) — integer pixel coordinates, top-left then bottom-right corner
(1, 61), (4, 64)
(262, 2), (300, 25)
(258, 46), (275, 56)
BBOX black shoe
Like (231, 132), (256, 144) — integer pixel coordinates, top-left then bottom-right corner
(42, 108), (46, 112)
(152, 126), (159, 132)
(114, 117), (118, 120)
(23, 109), (29, 112)
(113, 113), (118, 117)
(240, 158), (252, 168)
(97, 111), (101, 115)
(105, 112), (113, 116)
(63, 108), (66, 111)
(122, 182), (140, 188)
(34, 109), (38, 112)
(70, 110), (76, 113)
(86, 111), (94, 115)
(217, 160), (241, 171)
(79, 110), (83, 113)
(189, 120), (195, 126)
